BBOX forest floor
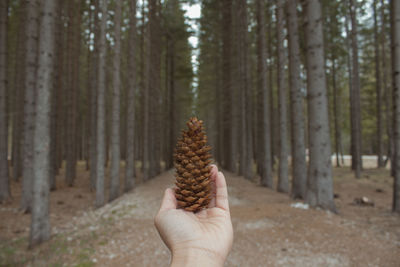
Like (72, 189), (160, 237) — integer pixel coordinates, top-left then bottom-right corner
(1, 161), (400, 266)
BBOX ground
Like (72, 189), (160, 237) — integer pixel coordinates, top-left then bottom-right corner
(1, 162), (399, 266)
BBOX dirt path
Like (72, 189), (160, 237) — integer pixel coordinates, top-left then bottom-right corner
(1, 167), (400, 266)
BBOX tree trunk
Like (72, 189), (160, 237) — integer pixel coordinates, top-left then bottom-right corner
(95, 0), (108, 208)
(277, 0), (289, 193)
(257, 0), (273, 188)
(331, 57), (343, 167)
(65, 0), (81, 186)
(304, 0), (336, 212)
(12, 0), (26, 182)
(29, 0), (57, 247)
(109, 0), (122, 202)
(221, 0), (234, 172)
(90, 0), (100, 190)
(21, 0), (39, 213)
(286, 0), (307, 199)
(381, 0), (393, 170)
(374, 0), (384, 168)
(125, 0), (137, 192)
(0, 0), (10, 202)
(390, 0), (400, 213)
(349, 0), (363, 178)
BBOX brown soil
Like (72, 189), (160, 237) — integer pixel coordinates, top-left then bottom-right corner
(1, 163), (399, 266)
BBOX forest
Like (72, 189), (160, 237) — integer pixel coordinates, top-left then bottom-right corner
(0, 0), (400, 265)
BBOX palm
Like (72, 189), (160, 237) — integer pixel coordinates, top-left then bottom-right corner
(154, 165), (233, 263)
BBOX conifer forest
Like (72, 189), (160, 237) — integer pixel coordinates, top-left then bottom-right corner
(1, 0), (400, 265)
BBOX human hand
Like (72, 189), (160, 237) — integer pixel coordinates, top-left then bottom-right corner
(154, 165), (233, 267)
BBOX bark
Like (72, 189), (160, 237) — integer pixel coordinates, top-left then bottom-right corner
(267, 4), (276, 169)
(391, 0), (400, 212)
(142, 0), (150, 180)
(374, 0), (384, 168)
(331, 58), (343, 167)
(237, 0), (252, 180)
(381, 0), (393, 170)
(110, 0), (122, 202)
(277, 0), (289, 193)
(21, 0), (39, 213)
(257, 0), (273, 188)
(125, 0), (137, 192)
(349, 0), (363, 178)
(0, 0), (10, 202)
(90, 0), (100, 190)
(95, 0), (107, 208)
(221, 0), (234, 172)
(286, 0), (307, 199)
(304, 0), (336, 212)
(12, 0), (26, 182)
(65, 0), (81, 186)
(29, 0), (57, 247)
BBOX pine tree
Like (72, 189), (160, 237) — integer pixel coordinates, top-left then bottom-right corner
(30, 0), (58, 247)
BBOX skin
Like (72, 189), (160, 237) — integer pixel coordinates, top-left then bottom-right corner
(154, 165), (233, 266)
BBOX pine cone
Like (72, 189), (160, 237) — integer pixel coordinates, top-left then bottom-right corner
(174, 117), (213, 212)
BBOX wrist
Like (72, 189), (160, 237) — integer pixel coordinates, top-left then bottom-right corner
(171, 247), (225, 267)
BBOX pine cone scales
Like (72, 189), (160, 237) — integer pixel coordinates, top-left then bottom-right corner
(174, 117), (213, 212)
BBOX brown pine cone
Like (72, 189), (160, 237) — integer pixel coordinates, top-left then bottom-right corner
(174, 117), (213, 212)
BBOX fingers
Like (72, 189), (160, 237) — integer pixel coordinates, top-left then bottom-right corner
(209, 165), (218, 208)
(159, 188), (177, 212)
(215, 170), (229, 211)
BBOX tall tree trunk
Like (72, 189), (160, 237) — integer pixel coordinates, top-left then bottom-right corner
(277, 0), (289, 193)
(221, 0), (234, 172)
(65, 0), (81, 186)
(109, 0), (122, 202)
(374, 0), (384, 168)
(257, 0), (273, 188)
(267, 4), (276, 169)
(391, 0), (400, 212)
(286, 0), (307, 199)
(331, 57), (343, 167)
(381, 0), (393, 170)
(95, 0), (108, 208)
(29, 0), (57, 247)
(304, 0), (336, 212)
(12, 0), (26, 182)
(21, 0), (39, 213)
(90, 0), (100, 190)
(349, 0), (363, 178)
(0, 0), (10, 202)
(125, 0), (137, 192)
(142, 0), (150, 181)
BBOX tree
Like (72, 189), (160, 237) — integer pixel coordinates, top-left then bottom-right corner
(65, 0), (81, 186)
(304, 0), (336, 212)
(237, 0), (253, 180)
(95, 0), (108, 208)
(276, 0), (289, 193)
(21, 0), (40, 213)
(109, 0), (122, 202)
(349, 0), (363, 178)
(391, 0), (400, 213)
(221, 0), (234, 172)
(373, 0), (384, 168)
(257, 0), (273, 188)
(286, 0), (307, 199)
(125, 0), (137, 192)
(29, 0), (58, 247)
(0, 0), (10, 203)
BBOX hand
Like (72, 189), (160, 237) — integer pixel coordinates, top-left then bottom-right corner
(154, 165), (233, 267)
